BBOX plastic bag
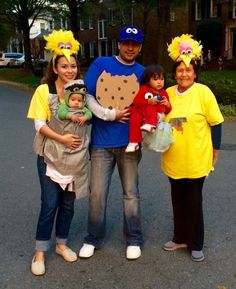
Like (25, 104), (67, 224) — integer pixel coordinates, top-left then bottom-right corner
(143, 122), (174, 152)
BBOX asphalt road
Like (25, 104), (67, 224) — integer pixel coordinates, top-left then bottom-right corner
(0, 82), (235, 289)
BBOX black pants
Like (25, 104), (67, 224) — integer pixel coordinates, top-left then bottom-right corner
(169, 177), (205, 251)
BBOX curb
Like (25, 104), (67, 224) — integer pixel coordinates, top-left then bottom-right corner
(0, 80), (34, 92)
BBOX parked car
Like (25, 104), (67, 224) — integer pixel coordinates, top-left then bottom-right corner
(9, 55), (48, 68)
(0, 52), (24, 67)
(31, 56), (48, 68)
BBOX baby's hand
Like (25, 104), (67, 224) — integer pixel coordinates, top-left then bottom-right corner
(148, 98), (158, 105)
(159, 97), (170, 108)
(77, 115), (89, 125)
(69, 114), (81, 123)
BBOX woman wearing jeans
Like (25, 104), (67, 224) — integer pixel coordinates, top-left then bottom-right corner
(27, 30), (82, 275)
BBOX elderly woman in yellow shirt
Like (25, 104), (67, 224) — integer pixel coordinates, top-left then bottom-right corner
(162, 34), (224, 262)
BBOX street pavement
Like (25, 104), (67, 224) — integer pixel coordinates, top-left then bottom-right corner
(0, 82), (235, 289)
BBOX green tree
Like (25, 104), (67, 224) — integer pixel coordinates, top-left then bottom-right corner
(0, 21), (14, 51)
(0, 0), (48, 71)
(49, 0), (99, 40)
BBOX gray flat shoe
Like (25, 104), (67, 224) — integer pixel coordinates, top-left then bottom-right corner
(163, 241), (187, 251)
(191, 250), (205, 262)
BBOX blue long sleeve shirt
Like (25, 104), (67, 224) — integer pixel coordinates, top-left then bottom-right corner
(84, 56), (144, 148)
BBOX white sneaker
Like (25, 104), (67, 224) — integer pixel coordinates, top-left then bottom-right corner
(140, 124), (156, 132)
(125, 143), (139, 153)
(126, 245), (141, 260)
(79, 244), (95, 258)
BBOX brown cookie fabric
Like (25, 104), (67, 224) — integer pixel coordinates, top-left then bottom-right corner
(96, 71), (139, 109)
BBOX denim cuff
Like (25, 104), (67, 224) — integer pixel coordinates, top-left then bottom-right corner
(56, 237), (67, 245)
(35, 240), (50, 251)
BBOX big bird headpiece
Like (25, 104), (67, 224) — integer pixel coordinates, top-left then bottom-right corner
(167, 34), (202, 67)
(44, 30), (80, 65)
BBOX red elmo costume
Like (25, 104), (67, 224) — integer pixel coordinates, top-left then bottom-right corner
(129, 84), (171, 142)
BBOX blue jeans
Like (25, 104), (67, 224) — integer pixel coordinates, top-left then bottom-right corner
(35, 156), (75, 251)
(84, 147), (143, 248)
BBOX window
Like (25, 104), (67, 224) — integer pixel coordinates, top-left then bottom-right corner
(98, 19), (107, 40)
(111, 40), (117, 56)
(108, 8), (115, 23)
(210, 0), (217, 17)
(80, 43), (85, 59)
(80, 18), (94, 30)
(89, 42), (96, 58)
(170, 10), (175, 22)
(195, 0), (202, 20)
(89, 18), (95, 29)
(40, 22), (46, 31)
(80, 20), (85, 30)
(61, 17), (68, 29)
(233, 0), (236, 18)
(49, 20), (54, 30)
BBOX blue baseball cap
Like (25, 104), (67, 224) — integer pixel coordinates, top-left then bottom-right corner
(118, 26), (143, 44)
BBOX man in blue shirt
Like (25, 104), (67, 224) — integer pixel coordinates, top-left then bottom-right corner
(79, 26), (144, 260)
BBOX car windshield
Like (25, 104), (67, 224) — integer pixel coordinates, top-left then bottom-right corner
(5, 53), (23, 59)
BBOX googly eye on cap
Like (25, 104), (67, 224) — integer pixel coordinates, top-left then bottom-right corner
(64, 79), (85, 90)
(118, 26), (143, 44)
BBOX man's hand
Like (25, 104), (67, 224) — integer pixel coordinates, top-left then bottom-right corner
(115, 107), (130, 123)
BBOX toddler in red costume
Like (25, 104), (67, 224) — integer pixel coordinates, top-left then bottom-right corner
(126, 64), (171, 152)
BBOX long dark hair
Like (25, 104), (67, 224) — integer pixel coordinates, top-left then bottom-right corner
(141, 64), (166, 85)
(41, 54), (80, 84)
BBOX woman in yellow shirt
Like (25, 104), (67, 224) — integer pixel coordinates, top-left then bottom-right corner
(162, 35), (224, 261)
(27, 30), (82, 276)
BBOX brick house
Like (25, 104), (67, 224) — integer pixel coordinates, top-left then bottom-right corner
(77, 0), (236, 70)
(27, 0), (236, 70)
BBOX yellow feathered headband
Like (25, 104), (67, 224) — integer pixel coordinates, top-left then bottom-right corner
(44, 29), (80, 65)
(167, 34), (202, 67)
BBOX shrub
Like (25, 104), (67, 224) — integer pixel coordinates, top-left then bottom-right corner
(199, 71), (236, 105)
(166, 70), (236, 105)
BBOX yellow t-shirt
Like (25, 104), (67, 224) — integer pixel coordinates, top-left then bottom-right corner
(161, 82), (224, 179)
(27, 84), (51, 121)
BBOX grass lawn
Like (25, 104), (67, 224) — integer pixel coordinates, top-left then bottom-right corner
(0, 68), (42, 88)
(0, 67), (236, 118)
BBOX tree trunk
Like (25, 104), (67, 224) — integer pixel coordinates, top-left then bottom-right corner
(22, 28), (33, 71)
(156, 0), (170, 65)
(68, 0), (79, 40)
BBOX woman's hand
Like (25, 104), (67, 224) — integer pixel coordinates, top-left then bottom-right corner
(39, 125), (81, 149)
(61, 134), (81, 149)
(212, 149), (219, 166)
(115, 107), (130, 123)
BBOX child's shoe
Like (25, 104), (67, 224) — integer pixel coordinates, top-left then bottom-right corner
(125, 143), (139, 153)
(140, 124), (156, 132)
